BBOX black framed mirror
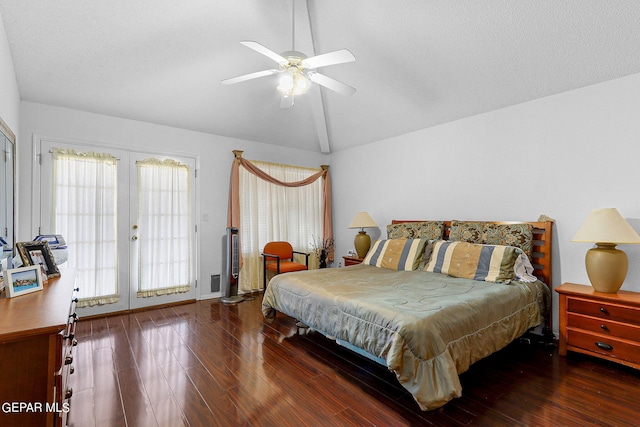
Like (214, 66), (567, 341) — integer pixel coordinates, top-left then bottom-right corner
(0, 116), (15, 262)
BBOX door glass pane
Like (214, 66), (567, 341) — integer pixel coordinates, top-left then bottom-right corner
(136, 158), (191, 297)
(53, 148), (118, 307)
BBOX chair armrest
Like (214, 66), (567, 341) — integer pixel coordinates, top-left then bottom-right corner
(262, 253), (281, 261)
(292, 251), (310, 268)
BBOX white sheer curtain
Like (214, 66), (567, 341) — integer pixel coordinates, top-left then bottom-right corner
(239, 160), (323, 291)
(52, 148), (118, 307)
(136, 158), (191, 297)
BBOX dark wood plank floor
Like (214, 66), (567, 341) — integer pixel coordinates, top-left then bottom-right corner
(68, 293), (640, 427)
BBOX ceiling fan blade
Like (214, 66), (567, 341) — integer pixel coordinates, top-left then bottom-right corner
(221, 69), (279, 85)
(240, 41), (289, 66)
(306, 72), (356, 96)
(301, 49), (355, 69)
(280, 95), (294, 109)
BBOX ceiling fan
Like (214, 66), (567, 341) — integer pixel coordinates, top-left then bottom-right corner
(221, 1), (356, 108)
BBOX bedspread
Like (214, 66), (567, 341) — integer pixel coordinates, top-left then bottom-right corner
(262, 264), (549, 410)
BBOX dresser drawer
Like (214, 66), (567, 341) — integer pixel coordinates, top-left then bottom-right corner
(567, 312), (640, 342)
(567, 298), (640, 326)
(567, 329), (640, 365)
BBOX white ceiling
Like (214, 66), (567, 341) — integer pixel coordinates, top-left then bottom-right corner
(1, 1), (640, 153)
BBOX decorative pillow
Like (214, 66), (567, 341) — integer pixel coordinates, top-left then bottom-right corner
(449, 221), (485, 243)
(363, 238), (429, 271)
(424, 240), (521, 283)
(449, 221), (534, 257)
(483, 223), (533, 257)
(386, 221), (445, 240)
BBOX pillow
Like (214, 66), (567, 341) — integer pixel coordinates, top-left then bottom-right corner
(386, 221), (445, 240)
(449, 221), (534, 257)
(514, 252), (538, 283)
(424, 240), (521, 283)
(363, 238), (428, 271)
(449, 221), (484, 243)
(484, 223), (533, 257)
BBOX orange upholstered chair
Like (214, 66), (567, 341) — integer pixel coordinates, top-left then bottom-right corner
(262, 241), (310, 288)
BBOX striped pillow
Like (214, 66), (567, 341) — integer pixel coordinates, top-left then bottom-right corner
(363, 238), (428, 271)
(424, 241), (521, 283)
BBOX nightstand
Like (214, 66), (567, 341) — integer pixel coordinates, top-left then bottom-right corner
(556, 283), (640, 370)
(343, 255), (364, 266)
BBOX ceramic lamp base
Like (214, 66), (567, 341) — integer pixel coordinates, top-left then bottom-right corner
(354, 231), (371, 258)
(585, 243), (628, 293)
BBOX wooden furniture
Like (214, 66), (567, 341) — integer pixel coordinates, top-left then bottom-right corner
(343, 255), (364, 266)
(262, 241), (309, 288)
(0, 270), (78, 427)
(392, 220), (554, 287)
(556, 283), (640, 370)
(264, 220), (554, 410)
(392, 219), (554, 334)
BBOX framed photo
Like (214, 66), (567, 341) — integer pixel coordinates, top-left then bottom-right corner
(34, 234), (67, 249)
(4, 265), (44, 298)
(16, 241), (60, 279)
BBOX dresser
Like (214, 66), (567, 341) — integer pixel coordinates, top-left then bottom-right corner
(0, 270), (78, 427)
(556, 283), (640, 370)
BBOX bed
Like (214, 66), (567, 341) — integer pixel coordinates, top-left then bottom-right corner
(262, 220), (553, 410)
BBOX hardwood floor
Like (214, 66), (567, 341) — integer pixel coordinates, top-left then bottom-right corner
(68, 293), (640, 427)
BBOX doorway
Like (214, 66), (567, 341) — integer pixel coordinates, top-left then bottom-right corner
(39, 140), (197, 316)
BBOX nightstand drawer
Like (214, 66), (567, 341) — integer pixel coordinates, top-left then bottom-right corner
(567, 298), (640, 326)
(567, 312), (640, 342)
(567, 329), (640, 365)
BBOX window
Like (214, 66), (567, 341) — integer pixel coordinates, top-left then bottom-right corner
(239, 161), (323, 291)
(136, 158), (192, 297)
(53, 148), (118, 307)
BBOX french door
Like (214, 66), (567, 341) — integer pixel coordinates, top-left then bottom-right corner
(39, 140), (197, 316)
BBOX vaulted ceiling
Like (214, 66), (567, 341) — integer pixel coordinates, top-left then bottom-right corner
(2, 1), (640, 153)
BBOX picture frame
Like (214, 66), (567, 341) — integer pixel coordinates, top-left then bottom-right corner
(16, 240), (60, 279)
(34, 234), (67, 249)
(4, 265), (44, 298)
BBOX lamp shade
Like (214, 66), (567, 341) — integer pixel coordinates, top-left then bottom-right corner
(348, 212), (378, 229)
(572, 208), (640, 244)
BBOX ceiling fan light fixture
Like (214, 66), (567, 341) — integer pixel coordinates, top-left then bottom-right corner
(277, 67), (310, 97)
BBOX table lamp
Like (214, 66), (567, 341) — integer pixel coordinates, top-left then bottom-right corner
(349, 212), (378, 258)
(572, 208), (640, 293)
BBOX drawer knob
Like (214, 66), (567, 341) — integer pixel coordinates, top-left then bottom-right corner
(595, 341), (613, 351)
(70, 366), (75, 375)
(65, 355), (73, 365)
(65, 388), (73, 399)
(600, 307), (608, 314)
(600, 324), (608, 331)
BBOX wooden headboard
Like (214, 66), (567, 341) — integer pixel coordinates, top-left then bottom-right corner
(391, 220), (554, 287)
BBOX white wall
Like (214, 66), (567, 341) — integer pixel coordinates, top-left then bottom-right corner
(18, 101), (328, 298)
(0, 9), (19, 133)
(331, 72), (640, 332)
